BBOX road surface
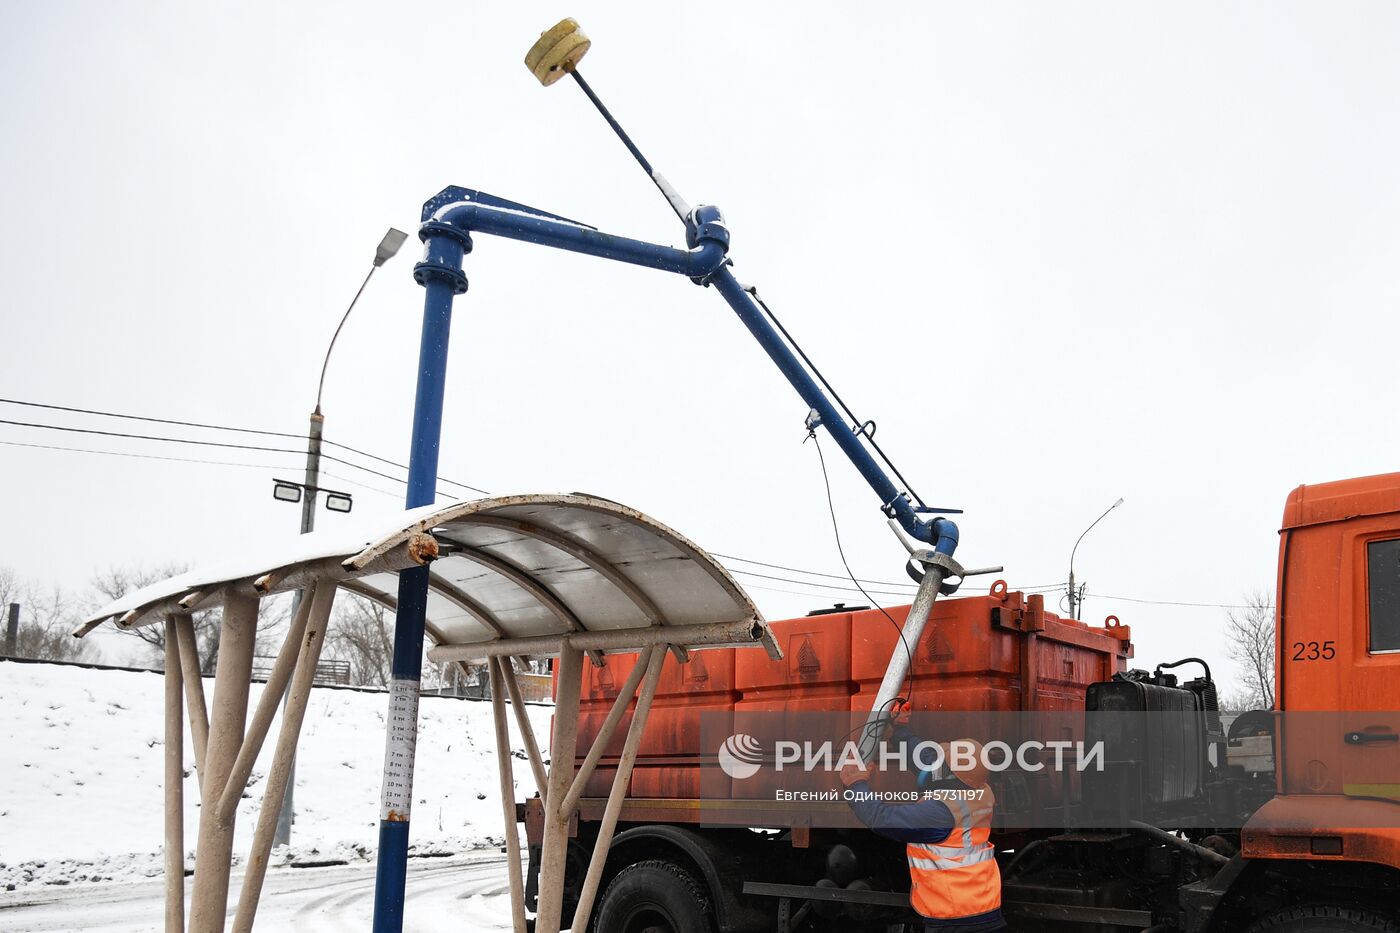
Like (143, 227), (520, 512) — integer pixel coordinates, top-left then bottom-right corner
(0, 855), (516, 933)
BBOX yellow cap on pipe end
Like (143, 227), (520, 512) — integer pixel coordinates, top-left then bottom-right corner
(525, 18), (591, 86)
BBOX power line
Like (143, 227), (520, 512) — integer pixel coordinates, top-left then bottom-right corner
(714, 552), (917, 590)
(0, 417), (447, 492)
(320, 437), (488, 496)
(317, 470), (404, 501)
(0, 396), (303, 439)
(715, 550), (1061, 594)
(0, 416), (308, 454)
(2, 435), (468, 511)
(0, 439), (299, 471)
(0, 397), (489, 496)
(1087, 593), (1274, 610)
(728, 568), (923, 599)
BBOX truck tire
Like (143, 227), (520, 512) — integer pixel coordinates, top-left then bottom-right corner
(592, 859), (713, 933)
(1247, 906), (1400, 932)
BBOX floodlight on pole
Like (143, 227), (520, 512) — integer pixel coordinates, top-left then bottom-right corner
(1068, 497), (1124, 620)
(271, 479), (353, 514)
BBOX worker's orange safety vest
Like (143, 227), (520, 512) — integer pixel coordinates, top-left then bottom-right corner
(906, 788), (1000, 920)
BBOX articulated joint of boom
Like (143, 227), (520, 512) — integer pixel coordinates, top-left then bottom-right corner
(683, 204), (730, 285)
(415, 185), (730, 283)
(884, 500), (960, 555)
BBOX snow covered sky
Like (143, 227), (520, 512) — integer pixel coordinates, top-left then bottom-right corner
(2, 2), (1398, 687)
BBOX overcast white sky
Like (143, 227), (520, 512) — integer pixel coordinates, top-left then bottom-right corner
(3, 2), (1398, 689)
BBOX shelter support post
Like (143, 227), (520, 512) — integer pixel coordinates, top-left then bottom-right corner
(498, 658), (548, 803)
(188, 592), (259, 933)
(218, 587), (318, 821)
(371, 221), (466, 933)
(489, 658), (529, 933)
(231, 581), (336, 933)
(534, 641), (584, 933)
(559, 647), (654, 818)
(571, 645), (667, 930)
(164, 618), (185, 933)
(174, 613), (210, 787)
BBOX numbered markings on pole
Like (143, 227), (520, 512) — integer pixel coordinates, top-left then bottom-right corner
(380, 678), (421, 822)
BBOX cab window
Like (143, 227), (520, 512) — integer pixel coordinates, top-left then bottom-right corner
(1369, 538), (1400, 652)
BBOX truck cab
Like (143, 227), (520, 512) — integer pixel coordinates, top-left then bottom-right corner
(1241, 473), (1400, 876)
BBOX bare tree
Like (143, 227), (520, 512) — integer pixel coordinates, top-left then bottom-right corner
(1223, 590), (1276, 711)
(0, 567), (89, 662)
(325, 592), (475, 690)
(326, 591), (396, 687)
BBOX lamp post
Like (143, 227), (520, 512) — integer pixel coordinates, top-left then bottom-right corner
(270, 226), (408, 847)
(1068, 497), (1124, 620)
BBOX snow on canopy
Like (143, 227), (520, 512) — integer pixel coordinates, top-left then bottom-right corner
(79, 493), (764, 654)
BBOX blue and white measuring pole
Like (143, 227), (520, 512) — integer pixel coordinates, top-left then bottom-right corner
(369, 223), (468, 933)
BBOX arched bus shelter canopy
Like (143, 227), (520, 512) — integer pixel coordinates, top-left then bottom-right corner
(77, 494), (777, 933)
(81, 493), (775, 660)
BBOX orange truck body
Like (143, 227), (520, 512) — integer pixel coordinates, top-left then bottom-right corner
(565, 590), (1131, 817)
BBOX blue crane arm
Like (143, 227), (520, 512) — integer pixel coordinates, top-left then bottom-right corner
(418, 187), (959, 552)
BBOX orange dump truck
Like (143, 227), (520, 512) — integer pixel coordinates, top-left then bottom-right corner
(522, 474), (1400, 933)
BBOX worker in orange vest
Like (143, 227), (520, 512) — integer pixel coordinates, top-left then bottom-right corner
(841, 738), (1004, 933)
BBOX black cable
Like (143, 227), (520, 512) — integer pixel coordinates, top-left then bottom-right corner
(0, 419), (459, 500)
(316, 469), (402, 501)
(715, 552), (917, 589)
(716, 551), (1060, 594)
(1089, 593), (1274, 610)
(728, 569), (921, 599)
(808, 431), (916, 705)
(0, 397), (491, 497)
(749, 289), (928, 510)
(0, 439), (300, 471)
(0, 397), (302, 439)
(320, 437), (489, 495)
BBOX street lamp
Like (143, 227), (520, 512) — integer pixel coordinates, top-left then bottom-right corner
(269, 226), (407, 846)
(1067, 497), (1124, 620)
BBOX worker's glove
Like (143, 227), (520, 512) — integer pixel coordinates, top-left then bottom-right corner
(879, 698), (913, 740)
(839, 762), (871, 788)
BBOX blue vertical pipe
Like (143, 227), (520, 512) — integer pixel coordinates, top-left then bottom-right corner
(370, 226), (469, 933)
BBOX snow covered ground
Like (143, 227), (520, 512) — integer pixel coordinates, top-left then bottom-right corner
(0, 854), (517, 933)
(0, 660), (551, 911)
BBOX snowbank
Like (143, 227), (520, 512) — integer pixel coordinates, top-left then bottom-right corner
(0, 660), (551, 890)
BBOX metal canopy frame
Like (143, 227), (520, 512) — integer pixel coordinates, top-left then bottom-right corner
(78, 495), (778, 933)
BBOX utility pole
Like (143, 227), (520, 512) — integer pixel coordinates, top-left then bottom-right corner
(272, 228), (408, 849)
(5, 603), (18, 657)
(272, 411), (324, 847)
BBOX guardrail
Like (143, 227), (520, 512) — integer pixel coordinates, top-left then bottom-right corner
(0, 655), (554, 703)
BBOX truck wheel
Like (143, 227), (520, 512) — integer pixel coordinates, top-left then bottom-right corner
(1248, 906), (1400, 932)
(592, 859), (713, 933)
